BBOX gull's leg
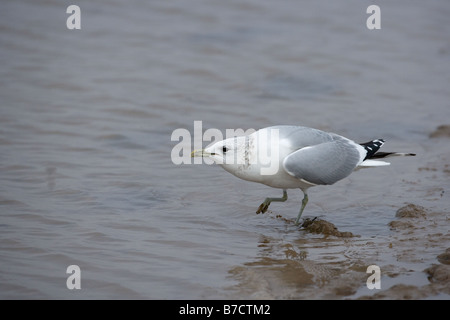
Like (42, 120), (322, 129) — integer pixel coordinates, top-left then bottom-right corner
(256, 189), (288, 214)
(295, 191), (309, 225)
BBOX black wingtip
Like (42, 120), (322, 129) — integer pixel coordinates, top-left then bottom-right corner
(370, 152), (416, 159)
(360, 139), (385, 160)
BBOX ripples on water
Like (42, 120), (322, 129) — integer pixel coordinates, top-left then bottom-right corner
(1, 0), (449, 299)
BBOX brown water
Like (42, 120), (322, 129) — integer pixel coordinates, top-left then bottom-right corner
(1, 0), (449, 299)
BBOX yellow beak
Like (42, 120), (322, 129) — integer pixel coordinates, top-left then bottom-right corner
(191, 149), (211, 158)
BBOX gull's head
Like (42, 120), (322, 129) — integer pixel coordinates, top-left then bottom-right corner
(191, 136), (246, 166)
(191, 129), (282, 178)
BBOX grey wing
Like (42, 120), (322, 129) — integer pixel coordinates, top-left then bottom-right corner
(282, 138), (363, 185)
(269, 125), (334, 149)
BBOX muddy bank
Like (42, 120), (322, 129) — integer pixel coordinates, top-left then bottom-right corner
(429, 125), (450, 138)
(300, 218), (354, 238)
(360, 248), (450, 299)
(362, 204), (450, 299)
(228, 203), (450, 299)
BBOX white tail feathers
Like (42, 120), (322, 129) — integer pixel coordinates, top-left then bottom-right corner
(357, 152), (415, 169)
(358, 159), (390, 167)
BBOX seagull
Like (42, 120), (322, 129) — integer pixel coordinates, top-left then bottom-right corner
(191, 125), (415, 225)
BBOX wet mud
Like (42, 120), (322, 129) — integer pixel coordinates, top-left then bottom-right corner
(228, 202), (450, 299)
(301, 218), (354, 238)
(429, 125), (450, 138)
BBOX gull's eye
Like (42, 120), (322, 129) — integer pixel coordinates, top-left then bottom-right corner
(222, 146), (229, 153)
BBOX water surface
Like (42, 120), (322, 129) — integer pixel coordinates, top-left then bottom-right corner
(1, 0), (449, 299)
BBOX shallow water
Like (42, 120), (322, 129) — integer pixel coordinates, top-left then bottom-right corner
(1, 0), (449, 299)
